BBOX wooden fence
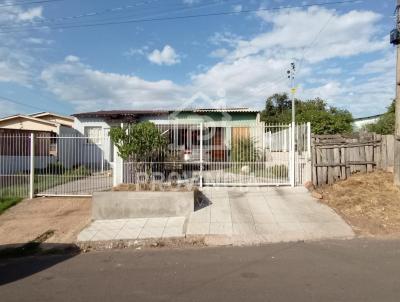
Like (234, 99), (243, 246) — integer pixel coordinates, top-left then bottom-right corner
(311, 133), (394, 186)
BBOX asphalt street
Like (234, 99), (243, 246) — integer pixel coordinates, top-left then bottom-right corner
(1, 238), (400, 301)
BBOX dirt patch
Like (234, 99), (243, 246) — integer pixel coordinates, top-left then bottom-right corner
(78, 236), (207, 253)
(0, 197), (91, 246)
(316, 171), (400, 236)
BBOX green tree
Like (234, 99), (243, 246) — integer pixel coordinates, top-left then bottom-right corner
(109, 121), (167, 161)
(260, 93), (353, 134)
(365, 101), (395, 135)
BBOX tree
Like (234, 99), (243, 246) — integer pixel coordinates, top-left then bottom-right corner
(365, 101), (395, 135)
(260, 93), (353, 134)
(109, 121), (167, 161)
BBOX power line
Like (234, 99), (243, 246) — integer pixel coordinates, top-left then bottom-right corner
(0, 0), (364, 34)
(0, 0), (240, 30)
(0, 0), (63, 8)
(0, 95), (50, 112)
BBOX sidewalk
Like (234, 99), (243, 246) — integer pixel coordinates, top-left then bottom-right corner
(77, 187), (354, 245)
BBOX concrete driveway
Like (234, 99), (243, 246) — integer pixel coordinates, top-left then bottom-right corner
(187, 187), (354, 244)
(78, 187), (353, 245)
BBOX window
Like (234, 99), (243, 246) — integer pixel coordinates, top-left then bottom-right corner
(84, 126), (102, 144)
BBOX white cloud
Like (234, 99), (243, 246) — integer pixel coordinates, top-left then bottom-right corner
(0, 4), (47, 87)
(124, 46), (149, 57)
(40, 7), (394, 116)
(232, 5), (242, 13)
(147, 45), (181, 66)
(196, 7), (391, 111)
(65, 55), (80, 63)
(209, 48), (229, 58)
(40, 59), (185, 111)
(17, 6), (42, 21)
(357, 51), (395, 75)
(182, 0), (200, 4)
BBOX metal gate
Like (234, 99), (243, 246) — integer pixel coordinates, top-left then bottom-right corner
(0, 133), (113, 198)
(121, 122), (311, 188)
(0, 123), (310, 199)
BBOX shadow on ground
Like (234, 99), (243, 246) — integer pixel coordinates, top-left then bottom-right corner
(194, 190), (213, 211)
(0, 242), (80, 286)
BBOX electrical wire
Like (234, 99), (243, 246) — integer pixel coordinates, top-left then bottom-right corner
(0, 0), (364, 34)
(0, 95), (53, 112)
(0, 0), (63, 8)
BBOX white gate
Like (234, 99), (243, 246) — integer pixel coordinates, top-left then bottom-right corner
(0, 134), (113, 198)
(121, 123), (311, 188)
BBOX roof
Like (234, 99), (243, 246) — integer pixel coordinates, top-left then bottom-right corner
(353, 114), (383, 122)
(72, 110), (169, 119)
(0, 114), (58, 126)
(30, 112), (74, 121)
(188, 108), (259, 113)
(72, 108), (259, 118)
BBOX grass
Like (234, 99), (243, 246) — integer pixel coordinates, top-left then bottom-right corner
(0, 173), (90, 199)
(225, 164), (288, 178)
(0, 197), (23, 214)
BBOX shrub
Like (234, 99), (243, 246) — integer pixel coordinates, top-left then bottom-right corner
(231, 137), (259, 162)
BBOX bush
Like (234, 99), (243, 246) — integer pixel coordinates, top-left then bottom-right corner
(231, 137), (259, 162)
(66, 165), (91, 176)
(265, 164), (288, 178)
(365, 101), (395, 135)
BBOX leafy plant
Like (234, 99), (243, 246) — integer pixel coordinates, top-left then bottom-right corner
(365, 101), (395, 135)
(109, 121), (167, 161)
(260, 93), (353, 134)
(109, 122), (167, 183)
(231, 137), (259, 162)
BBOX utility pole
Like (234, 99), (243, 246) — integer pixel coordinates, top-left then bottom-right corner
(392, 0), (400, 186)
(287, 63), (296, 187)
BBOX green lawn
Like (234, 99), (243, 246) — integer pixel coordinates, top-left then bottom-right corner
(0, 174), (89, 199)
(0, 197), (23, 215)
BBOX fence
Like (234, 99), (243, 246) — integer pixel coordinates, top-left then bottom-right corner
(0, 134), (113, 198)
(311, 133), (394, 186)
(0, 123), (311, 198)
(122, 123), (311, 187)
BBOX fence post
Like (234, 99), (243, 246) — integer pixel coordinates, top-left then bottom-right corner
(199, 122), (203, 188)
(290, 122), (295, 187)
(29, 132), (35, 199)
(307, 122), (311, 159)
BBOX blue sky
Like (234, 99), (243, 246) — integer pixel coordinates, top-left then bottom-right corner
(0, 0), (396, 118)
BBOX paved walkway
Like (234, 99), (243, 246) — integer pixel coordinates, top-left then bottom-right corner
(39, 173), (112, 196)
(78, 217), (185, 241)
(77, 187), (354, 244)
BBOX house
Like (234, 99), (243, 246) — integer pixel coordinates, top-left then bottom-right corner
(0, 112), (76, 175)
(72, 108), (261, 165)
(353, 114), (382, 131)
(0, 112), (75, 136)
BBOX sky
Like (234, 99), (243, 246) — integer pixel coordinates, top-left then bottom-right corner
(0, 0), (396, 118)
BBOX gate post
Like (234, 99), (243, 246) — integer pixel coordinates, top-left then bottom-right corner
(29, 132), (35, 199)
(290, 122), (296, 187)
(199, 122), (203, 188)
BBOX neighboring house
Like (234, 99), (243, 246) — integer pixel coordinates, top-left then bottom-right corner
(353, 114), (382, 131)
(0, 112), (75, 136)
(0, 112), (76, 174)
(72, 108), (261, 165)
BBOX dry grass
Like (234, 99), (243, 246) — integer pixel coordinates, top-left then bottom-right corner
(317, 171), (400, 236)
